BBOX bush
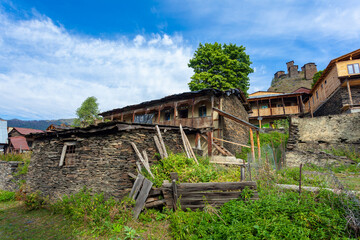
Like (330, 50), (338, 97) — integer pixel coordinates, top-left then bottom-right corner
(0, 190), (15, 202)
(24, 191), (46, 211)
(51, 187), (134, 235)
(170, 188), (351, 239)
(148, 153), (240, 187)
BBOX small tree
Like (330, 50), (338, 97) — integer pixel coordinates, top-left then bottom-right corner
(311, 70), (324, 88)
(188, 42), (253, 94)
(73, 96), (101, 127)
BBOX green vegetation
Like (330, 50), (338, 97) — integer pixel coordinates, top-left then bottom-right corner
(188, 43), (253, 94)
(149, 153), (239, 187)
(0, 190), (15, 202)
(170, 188), (352, 239)
(311, 70), (324, 88)
(73, 96), (102, 127)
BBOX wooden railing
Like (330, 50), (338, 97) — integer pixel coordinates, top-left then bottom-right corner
(250, 106), (300, 117)
(159, 116), (212, 128)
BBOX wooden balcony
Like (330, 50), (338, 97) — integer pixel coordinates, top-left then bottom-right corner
(159, 116), (212, 128)
(250, 106), (300, 118)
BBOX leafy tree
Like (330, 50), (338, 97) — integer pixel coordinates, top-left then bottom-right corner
(188, 43), (253, 94)
(73, 96), (101, 127)
(311, 70), (324, 88)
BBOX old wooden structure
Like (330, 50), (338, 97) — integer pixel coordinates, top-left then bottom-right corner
(305, 48), (360, 116)
(100, 89), (255, 156)
(7, 127), (44, 153)
(248, 89), (311, 127)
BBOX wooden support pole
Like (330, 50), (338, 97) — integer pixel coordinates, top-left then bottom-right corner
(195, 133), (200, 149)
(249, 128), (255, 163)
(211, 96), (214, 128)
(212, 137), (251, 148)
(296, 96), (301, 113)
(299, 163), (303, 196)
(172, 179), (178, 211)
(132, 111), (135, 123)
(173, 102), (177, 126)
(121, 113), (124, 122)
(269, 98), (273, 116)
(191, 98), (195, 128)
(157, 107), (161, 124)
(207, 131), (212, 157)
(281, 97), (286, 115)
(257, 100), (260, 117)
(346, 80), (354, 106)
(299, 95), (304, 113)
(256, 130), (261, 161)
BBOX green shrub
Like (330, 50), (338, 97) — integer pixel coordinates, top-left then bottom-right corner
(24, 191), (46, 211)
(0, 190), (15, 202)
(0, 152), (31, 162)
(148, 153), (239, 187)
(170, 188), (351, 239)
(51, 187), (134, 235)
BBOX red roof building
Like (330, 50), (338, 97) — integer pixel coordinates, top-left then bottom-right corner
(8, 136), (30, 152)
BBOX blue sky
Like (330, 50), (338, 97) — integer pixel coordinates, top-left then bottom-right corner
(1, 0), (360, 120)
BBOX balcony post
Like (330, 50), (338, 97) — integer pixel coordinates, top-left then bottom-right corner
(269, 99), (273, 115)
(281, 97), (286, 115)
(346, 79), (354, 106)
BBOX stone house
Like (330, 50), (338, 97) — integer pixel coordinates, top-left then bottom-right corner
(305, 48), (360, 116)
(26, 122), (200, 199)
(7, 127), (44, 153)
(100, 88), (254, 155)
(247, 88), (311, 127)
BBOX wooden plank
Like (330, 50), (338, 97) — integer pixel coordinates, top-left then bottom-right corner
(129, 174), (145, 199)
(207, 131), (212, 156)
(172, 179), (178, 210)
(142, 150), (155, 178)
(155, 125), (168, 158)
(249, 128), (255, 163)
(153, 135), (164, 159)
(145, 199), (166, 208)
(256, 130), (261, 161)
(213, 107), (259, 130)
(179, 124), (191, 158)
(162, 181), (257, 192)
(59, 145), (67, 167)
(131, 143), (154, 178)
(133, 178), (153, 219)
(148, 188), (162, 197)
(182, 127), (199, 164)
(213, 137), (250, 148)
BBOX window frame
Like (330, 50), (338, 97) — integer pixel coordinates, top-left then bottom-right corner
(347, 63), (360, 75)
(59, 141), (77, 167)
(198, 105), (207, 117)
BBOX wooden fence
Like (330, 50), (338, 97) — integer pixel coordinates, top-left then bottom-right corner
(161, 181), (258, 210)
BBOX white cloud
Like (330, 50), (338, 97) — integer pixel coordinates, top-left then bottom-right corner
(0, 11), (194, 120)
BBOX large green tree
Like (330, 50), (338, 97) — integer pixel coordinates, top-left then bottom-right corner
(311, 70), (324, 88)
(188, 43), (253, 94)
(73, 96), (101, 127)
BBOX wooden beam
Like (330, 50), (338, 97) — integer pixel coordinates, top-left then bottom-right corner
(281, 97), (286, 114)
(173, 102), (177, 126)
(157, 107), (161, 124)
(191, 98), (195, 128)
(207, 131), (212, 157)
(346, 79), (354, 106)
(256, 130), (261, 161)
(195, 133), (200, 149)
(256, 100), (260, 117)
(213, 137), (250, 148)
(269, 99), (273, 116)
(121, 113), (124, 122)
(212, 108), (259, 130)
(249, 128), (255, 162)
(132, 111), (135, 123)
(299, 95), (304, 113)
(211, 96), (214, 128)
(296, 96), (301, 113)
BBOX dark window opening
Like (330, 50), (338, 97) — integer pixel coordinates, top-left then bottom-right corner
(347, 63), (360, 74)
(27, 141), (33, 148)
(178, 109), (188, 118)
(316, 91), (319, 99)
(198, 105), (207, 117)
(64, 144), (76, 166)
(164, 111), (171, 121)
(134, 114), (154, 124)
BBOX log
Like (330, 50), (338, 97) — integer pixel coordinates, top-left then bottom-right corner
(153, 135), (164, 159)
(179, 125), (191, 158)
(145, 199), (166, 208)
(162, 181), (257, 192)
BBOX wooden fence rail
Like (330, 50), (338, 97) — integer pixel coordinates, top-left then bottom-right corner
(161, 181), (258, 210)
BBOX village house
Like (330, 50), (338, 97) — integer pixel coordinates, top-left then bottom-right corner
(46, 123), (72, 131)
(306, 48), (360, 116)
(100, 88), (256, 155)
(7, 127), (44, 153)
(26, 122), (200, 199)
(247, 88), (311, 127)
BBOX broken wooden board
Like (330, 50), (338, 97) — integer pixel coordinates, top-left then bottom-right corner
(133, 177), (153, 219)
(129, 174), (145, 200)
(210, 156), (246, 166)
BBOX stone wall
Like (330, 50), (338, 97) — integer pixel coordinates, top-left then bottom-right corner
(314, 86), (360, 116)
(0, 161), (22, 191)
(222, 95), (249, 154)
(286, 113), (360, 166)
(27, 126), (186, 200)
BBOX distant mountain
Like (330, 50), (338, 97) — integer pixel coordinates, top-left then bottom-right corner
(4, 118), (74, 130)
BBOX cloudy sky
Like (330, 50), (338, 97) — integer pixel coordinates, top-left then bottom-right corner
(1, 0), (360, 120)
